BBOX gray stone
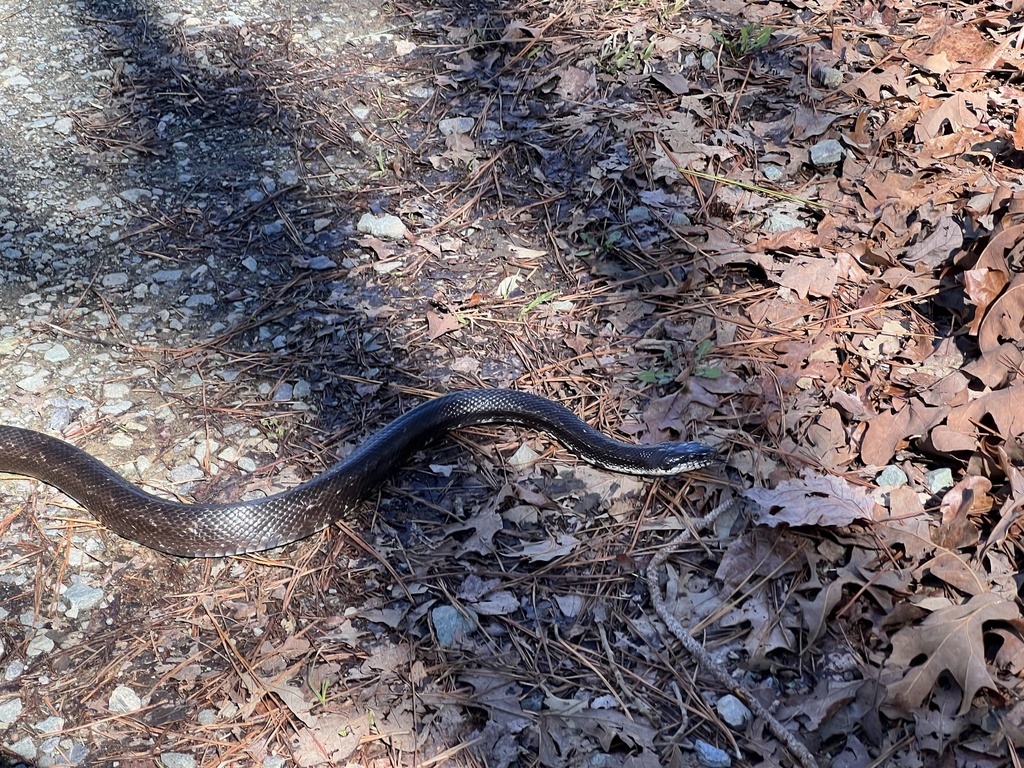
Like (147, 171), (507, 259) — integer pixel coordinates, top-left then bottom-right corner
(152, 269), (184, 283)
(101, 272), (129, 287)
(184, 293), (215, 308)
(432, 605), (477, 647)
(695, 739), (731, 767)
(108, 685), (143, 713)
(809, 138), (844, 167)
(308, 255), (336, 270)
(43, 343), (70, 363)
(16, 370), (49, 393)
(716, 694), (752, 728)
(876, 465), (908, 488)
(159, 752), (197, 768)
(764, 212), (803, 232)
(357, 213), (407, 240)
(63, 582), (104, 617)
(924, 468), (954, 493)
(0, 697), (23, 725)
(33, 715), (65, 733)
(438, 117), (474, 136)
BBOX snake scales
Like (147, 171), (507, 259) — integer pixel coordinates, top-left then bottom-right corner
(0, 389), (717, 557)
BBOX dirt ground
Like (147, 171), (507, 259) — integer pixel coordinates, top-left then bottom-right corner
(2, 0), (1024, 766)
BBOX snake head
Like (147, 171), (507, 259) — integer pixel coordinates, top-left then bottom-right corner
(643, 441), (720, 475)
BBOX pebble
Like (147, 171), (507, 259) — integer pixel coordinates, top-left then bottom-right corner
(101, 272), (129, 287)
(103, 381), (131, 400)
(716, 694), (752, 728)
(263, 757), (287, 768)
(33, 715), (65, 733)
(26, 632), (54, 657)
(876, 465), (908, 488)
(160, 752), (197, 768)
(0, 697), (23, 725)
(197, 709), (217, 725)
(43, 343), (70, 362)
(357, 212), (407, 240)
(108, 685), (143, 713)
(62, 582), (105, 617)
(432, 605), (478, 647)
(809, 138), (844, 167)
(695, 739), (731, 768)
(925, 467), (954, 493)
(169, 465), (206, 484)
(184, 293), (216, 308)
(438, 116), (474, 135)
(764, 212), (803, 232)
(53, 116), (74, 135)
(16, 370), (49, 393)
(308, 255), (336, 270)
(75, 195), (103, 211)
(152, 269), (184, 283)
(8, 736), (35, 761)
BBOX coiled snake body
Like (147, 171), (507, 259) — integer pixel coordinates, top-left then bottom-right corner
(0, 389), (717, 557)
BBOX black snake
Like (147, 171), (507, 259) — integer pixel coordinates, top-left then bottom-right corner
(0, 389), (717, 557)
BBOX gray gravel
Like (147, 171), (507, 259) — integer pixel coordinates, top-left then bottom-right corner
(0, 1), (404, 765)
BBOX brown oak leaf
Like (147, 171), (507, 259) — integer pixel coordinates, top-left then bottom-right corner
(884, 592), (1020, 715)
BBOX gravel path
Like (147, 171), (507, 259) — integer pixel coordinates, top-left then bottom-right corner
(1, 3), (418, 766)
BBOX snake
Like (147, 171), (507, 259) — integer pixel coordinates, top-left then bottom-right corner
(0, 389), (717, 557)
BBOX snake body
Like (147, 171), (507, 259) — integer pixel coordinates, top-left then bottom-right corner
(0, 389), (717, 557)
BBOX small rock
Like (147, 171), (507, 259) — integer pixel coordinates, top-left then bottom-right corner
(438, 116), (474, 136)
(75, 195), (103, 212)
(716, 694), (752, 728)
(308, 255), (336, 270)
(120, 188), (152, 204)
(53, 117), (74, 135)
(102, 272), (129, 288)
(33, 715), (65, 733)
(761, 165), (784, 182)
(26, 632), (54, 656)
(63, 582), (104, 617)
(764, 211), (804, 232)
(16, 370), (49, 393)
(313, 217), (331, 232)
(152, 269), (184, 283)
(876, 465), (908, 488)
(809, 138), (844, 167)
(169, 465), (205, 484)
(273, 383), (293, 402)
(43, 343), (70, 363)
(695, 739), (731, 768)
(357, 213), (407, 240)
(279, 169), (299, 185)
(184, 294), (216, 308)
(263, 757), (287, 768)
(432, 605), (477, 647)
(108, 685), (143, 714)
(103, 381), (131, 400)
(197, 709), (217, 725)
(159, 752), (197, 768)
(924, 467), (954, 493)
(8, 736), (35, 761)
(241, 256), (258, 272)
(816, 66), (844, 87)
(0, 697), (23, 725)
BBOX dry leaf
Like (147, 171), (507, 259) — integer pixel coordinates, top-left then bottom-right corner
(745, 471), (877, 528)
(884, 592), (1020, 715)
